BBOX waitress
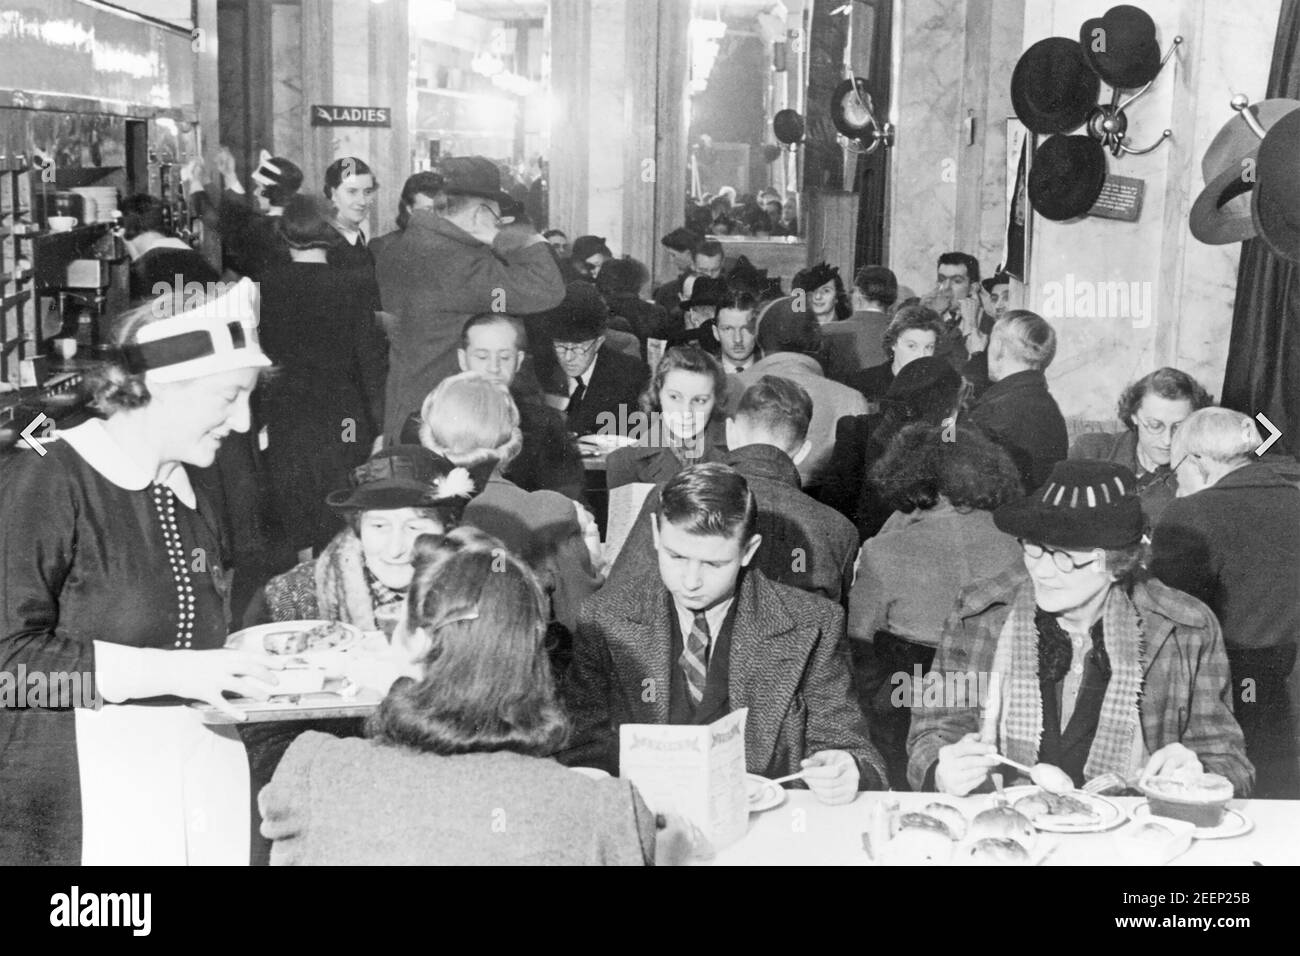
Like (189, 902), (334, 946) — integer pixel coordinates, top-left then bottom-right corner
(322, 155), (382, 318)
(0, 278), (278, 865)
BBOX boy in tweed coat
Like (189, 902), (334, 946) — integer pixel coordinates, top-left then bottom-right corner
(560, 463), (887, 799)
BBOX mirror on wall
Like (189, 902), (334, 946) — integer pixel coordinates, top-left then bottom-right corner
(684, 0), (808, 242)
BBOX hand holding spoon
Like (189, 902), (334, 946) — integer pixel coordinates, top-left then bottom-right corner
(993, 754), (1075, 794)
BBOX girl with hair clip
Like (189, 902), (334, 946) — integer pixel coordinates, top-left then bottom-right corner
(605, 344), (730, 489)
(259, 527), (660, 865)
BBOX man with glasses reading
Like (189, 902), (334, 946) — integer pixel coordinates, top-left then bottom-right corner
(909, 459), (1252, 798)
(541, 282), (649, 438)
(1070, 368), (1214, 526)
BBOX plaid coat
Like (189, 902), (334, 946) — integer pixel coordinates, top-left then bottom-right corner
(907, 566), (1253, 795)
(560, 568), (888, 788)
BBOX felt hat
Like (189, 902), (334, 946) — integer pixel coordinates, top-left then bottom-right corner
(1252, 107), (1300, 263)
(1189, 99), (1300, 245)
(1080, 5), (1162, 90)
(251, 149), (304, 193)
(1027, 134), (1108, 221)
(830, 77), (880, 141)
(1011, 37), (1100, 135)
(541, 281), (610, 343)
(435, 156), (514, 207)
(326, 446), (483, 512)
(994, 460), (1145, 549)
(773, 109), (806, 145)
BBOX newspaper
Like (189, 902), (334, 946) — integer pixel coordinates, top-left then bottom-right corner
(602, 481), (655, 569)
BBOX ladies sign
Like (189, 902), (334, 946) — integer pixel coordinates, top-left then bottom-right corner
(311, 105), (392, 127)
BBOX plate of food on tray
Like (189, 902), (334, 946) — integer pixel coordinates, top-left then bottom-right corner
(1001, 784), (1126, 833)
(225, 619), (362, 660)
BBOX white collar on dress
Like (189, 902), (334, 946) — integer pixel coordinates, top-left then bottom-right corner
(59, 419), (197, 509)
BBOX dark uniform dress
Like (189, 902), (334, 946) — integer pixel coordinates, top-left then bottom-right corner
(259, 261), (389, 552)
(0, 420), (248, 865)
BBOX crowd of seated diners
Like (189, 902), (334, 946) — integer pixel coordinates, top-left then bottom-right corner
(2, 149), (1297, 867)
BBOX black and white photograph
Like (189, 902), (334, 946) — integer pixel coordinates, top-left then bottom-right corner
(0, 0), (1297, 903)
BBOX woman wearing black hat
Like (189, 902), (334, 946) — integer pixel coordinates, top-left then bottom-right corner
(259, 195), (390, 557)
(909, 459), (1252, 797)
(792, 262), (852, 325)
(259, 527), (658, 865)
(242, 443), (484, 863)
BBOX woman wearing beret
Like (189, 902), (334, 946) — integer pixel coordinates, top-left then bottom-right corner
(908, 459), (1253, 797)
(0, 280), (276, 865)
(259, 527), (657, 865)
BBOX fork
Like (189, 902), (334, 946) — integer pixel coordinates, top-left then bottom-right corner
(1082, 772), (1133, 795)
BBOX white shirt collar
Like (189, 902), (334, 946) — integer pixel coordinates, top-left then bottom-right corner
(672, 596), (734, 650)
(332, 221), (367, 245)
(726, 355), (757, 374)
(59, 418), (197, 509)
(574, 352), (599, 390)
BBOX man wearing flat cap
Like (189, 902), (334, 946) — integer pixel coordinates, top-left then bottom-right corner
(376, 155), (566, 443)
(908, 459), (1252, 797)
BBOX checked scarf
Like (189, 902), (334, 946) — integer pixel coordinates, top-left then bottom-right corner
(986, 583), (1147, 782)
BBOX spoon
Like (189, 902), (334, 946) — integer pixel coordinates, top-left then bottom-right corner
(993, 754), (1075, 794)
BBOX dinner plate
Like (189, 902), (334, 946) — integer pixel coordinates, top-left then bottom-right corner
(1131, 802), (1253, 840)
(226, 620), (362, 659)
(578, 434), (639, 455)
(1001, 785), (1126, 833)
(746, 773), (786, 813)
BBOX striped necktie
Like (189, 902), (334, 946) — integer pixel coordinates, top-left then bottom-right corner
(679, 611), (711, 705)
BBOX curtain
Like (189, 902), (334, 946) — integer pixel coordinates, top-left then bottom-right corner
(1221, 0), (1300, 456)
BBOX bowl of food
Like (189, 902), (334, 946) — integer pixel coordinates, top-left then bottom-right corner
(577, 433), (639, 456)
(1139, 770), (1234, 827)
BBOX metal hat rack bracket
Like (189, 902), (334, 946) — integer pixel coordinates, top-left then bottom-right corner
(838, 85), (895, 156)
(1085, 35), (1183, 156)
(1229, 93), (1268, 140)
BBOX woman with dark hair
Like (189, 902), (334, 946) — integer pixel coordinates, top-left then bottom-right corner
(322, 156), (378, 270)
(822, 355), (964, 540)
(259, 527), (657, 865)
(0, 281), (275, 864)
(1070, 367), (1215, 526)
(848, 303), (947, 404)
(792, 262), (852, 324)
(369, 170), (444, 262)
(605, 344), (729, 488)
(847, 423), (1024, 785)
(259, 194), (389, 556)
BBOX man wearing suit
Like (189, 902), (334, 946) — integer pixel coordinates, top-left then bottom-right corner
(543, 282), (651, 438)
(969, 311), (1068, 492)
(561, 463), (888, 799)
(606, 376), (858, 605)
(730, 297), (869, 490)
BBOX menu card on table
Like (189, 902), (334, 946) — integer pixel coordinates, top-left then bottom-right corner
(619, 708), (749, 853)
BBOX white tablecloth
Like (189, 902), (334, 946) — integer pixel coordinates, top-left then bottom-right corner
(706, 791), (1300, 866)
